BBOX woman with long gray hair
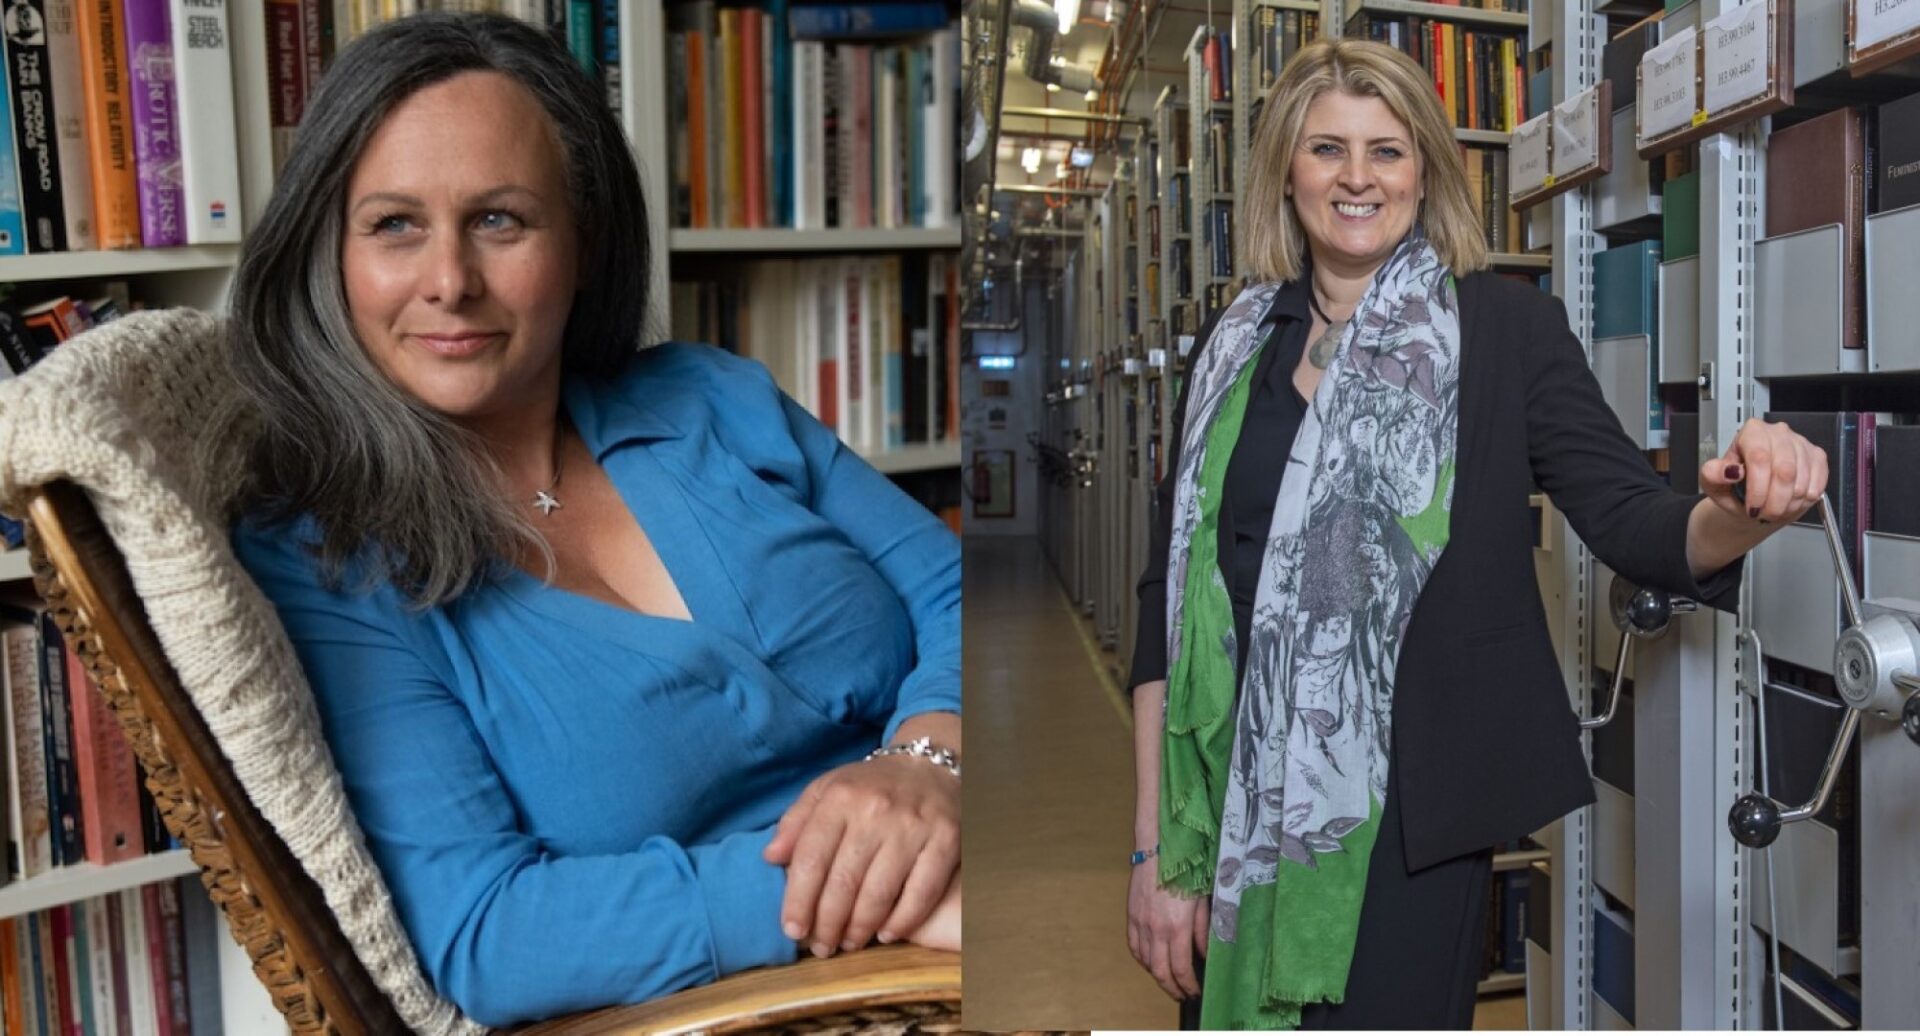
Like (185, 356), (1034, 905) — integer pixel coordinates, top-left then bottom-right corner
(221, 12), (960, 1027)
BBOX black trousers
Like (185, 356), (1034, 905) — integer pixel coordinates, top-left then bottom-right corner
(1179, 773), (1495, 1030)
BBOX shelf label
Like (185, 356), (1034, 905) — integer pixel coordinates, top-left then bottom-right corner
(1148, 348), (1168, 368)
(1510, 111), (1552, 196)
(1693, 110), (1709, 126)
(1855, 0), (1920, 50)
(1550, 87), (1601, 176)
(1639, 26), (1698, 142)
(1703, 2), (1771, 115)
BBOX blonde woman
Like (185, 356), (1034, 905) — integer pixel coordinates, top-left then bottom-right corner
(1125, 39), (1823, 1029)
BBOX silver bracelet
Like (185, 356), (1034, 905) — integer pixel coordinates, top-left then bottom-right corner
(865, 735), (961, 779)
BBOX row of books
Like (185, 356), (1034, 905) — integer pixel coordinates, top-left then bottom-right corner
(1198, 117), (1232, 196)
(1346, 13), (1528, 133)
(664, 2), (958, 232)
(1201, 200), (1232, 280)
(1459, 145), (1523, 254)
(668, 253), (960, 456)
(1247, 6), (1322, 100)
(2, 603), (178, 884)
(1762, 90), (1920, 352)
(0, 0), (240, 255)
(266, 0), (626, 175)
(1482, 868), (1530, 979)
(0, 877), (221, 1036)
(0, 288), (126, 377)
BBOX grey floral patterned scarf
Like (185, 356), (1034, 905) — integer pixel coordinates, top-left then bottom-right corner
(1161, 228), (1461, 1028)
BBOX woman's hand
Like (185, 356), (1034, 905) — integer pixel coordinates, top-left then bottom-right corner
(1127, 862), (1208, 1001)
(1700, 417), (1829, 525)
(1688, 418), (1830, 579)
(904, 870), (961, 952)
(763, 738), (960, 958)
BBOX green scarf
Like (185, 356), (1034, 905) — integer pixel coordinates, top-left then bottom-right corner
(1159, 230), (1462, 1028)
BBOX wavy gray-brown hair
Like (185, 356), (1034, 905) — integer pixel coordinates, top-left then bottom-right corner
(220, 11), (652, 607)
(1241, 38), (1489, 281)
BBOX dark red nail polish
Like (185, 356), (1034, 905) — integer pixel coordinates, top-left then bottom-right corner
(1726, 464), (1742, 480)
(1749, 506), (1761, 519)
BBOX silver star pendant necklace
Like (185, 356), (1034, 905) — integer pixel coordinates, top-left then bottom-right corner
(532, 423), (565, 517)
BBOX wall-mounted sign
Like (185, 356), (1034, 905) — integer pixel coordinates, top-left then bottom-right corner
(1639, 27), (1699, 145)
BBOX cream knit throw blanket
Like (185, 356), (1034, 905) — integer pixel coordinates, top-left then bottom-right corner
(0, 310), (483, 1036)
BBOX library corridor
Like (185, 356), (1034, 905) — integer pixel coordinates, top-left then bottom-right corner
(963, 536), (1175, 1031)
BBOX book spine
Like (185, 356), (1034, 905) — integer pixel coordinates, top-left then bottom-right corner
(142, 884), (173, 1036)
(7, 0), (73, 251)
(44, 906), (71, 1036)
(120, 888), (156, 1035)
(741, 6), (763, 228)
(46, 0), (101, 249)
(767, 0), (789, 226)
(717, 8), (737, 227)
(121, 0), (183, 247)
(848, 44), (870, 228)
(169, 0), (240, 242)
(70, 900), (94, 1036)
(39, 613), (83, 868)
(0, 81), (26, 254)
(68, 648), (142, 864)
(107, 890), (133, 1036)
(785, 3), (947, 39)
(85, 897), (115, 1036)
(21, 914), (47, 1036)
(595, 0), (618, 117)
(565, 0), (591, 74)
(264, 0), (300, 176)
(821, 42), (840, 226)
(0, 919), (19, 1036)
(73, 0), (141, 247)
(871, 45), (893, 229)
(157, 882), (190, 1035)
(695, 27), (718, 228)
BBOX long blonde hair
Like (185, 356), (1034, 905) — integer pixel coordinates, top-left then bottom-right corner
(1240, 38), (1489, 281)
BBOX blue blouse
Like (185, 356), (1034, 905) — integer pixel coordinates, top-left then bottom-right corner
(232, 343), (962, 1027)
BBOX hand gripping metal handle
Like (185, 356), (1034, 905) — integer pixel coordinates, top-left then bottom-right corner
(1727, 492), (1920, 847)
(1580, 575), (1696, 729)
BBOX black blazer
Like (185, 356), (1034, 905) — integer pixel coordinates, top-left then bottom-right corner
(1132, 271), (1741, 872)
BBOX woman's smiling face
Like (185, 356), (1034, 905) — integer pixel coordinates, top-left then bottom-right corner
(340, 70), (580, 425)
(1287, 90), (1424, 274)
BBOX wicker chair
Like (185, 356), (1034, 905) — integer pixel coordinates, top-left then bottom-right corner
(21, 476), (960, 1034)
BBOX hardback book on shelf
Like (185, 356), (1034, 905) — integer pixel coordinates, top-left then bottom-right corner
(1766, 107), (1867, 349)
(0, 0), (237, 252)
(668, 252), (959, 457)
(1346, 11), (1527, 132)
(666, 1), (956, 232)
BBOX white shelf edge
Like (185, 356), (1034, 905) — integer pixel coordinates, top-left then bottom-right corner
(863, 442), (961, 475)
(1354, 0), (1532, 28)
(1491, 251), (1553, 269)
(669, 227), (962, 253)
(0, 549), (30, 582)
(0, 246), (242, 284)
(1255, 0), (1325, 10)
(1455, 127), (1513, 145)
(0, 850), (199, 920)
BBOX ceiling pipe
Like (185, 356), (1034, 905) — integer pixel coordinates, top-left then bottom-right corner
(1010, 0), (1099, 94)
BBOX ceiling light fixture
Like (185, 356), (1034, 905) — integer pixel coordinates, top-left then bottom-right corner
(1055, 0), (1081, 33)
(1021, 147), (1043, 173)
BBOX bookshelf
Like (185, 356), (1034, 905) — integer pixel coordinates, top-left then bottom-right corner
(642, 0), (962, 479)
(1346, 0), (1531, 30)
(0, 247), (245, 285)
(1153, 87), (1191, 354)
(1188, 25), (1236, 325)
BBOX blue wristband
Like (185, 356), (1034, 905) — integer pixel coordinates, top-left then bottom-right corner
(1130, 845), (1159, 866)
